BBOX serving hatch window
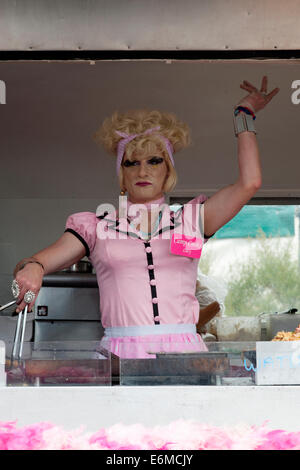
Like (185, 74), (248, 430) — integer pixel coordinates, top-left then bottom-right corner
(198, 201), (300, 317)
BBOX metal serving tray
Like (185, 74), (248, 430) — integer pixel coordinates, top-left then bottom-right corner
(119, 352), (230, 385)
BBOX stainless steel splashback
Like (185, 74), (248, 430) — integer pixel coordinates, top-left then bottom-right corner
(34, 321), (104, 342)
(34, 272), (100, 321)
(35, 286), (100, 321)
(34, 272), (104, 342)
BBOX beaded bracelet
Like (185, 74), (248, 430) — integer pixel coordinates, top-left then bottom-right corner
(234, 106), (256, 120)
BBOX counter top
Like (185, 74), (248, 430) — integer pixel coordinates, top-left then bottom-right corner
(0, 385), (299, 432)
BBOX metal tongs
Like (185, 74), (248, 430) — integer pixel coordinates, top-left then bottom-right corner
(0, 299), (28, 361)
(12, 304), (29, 361)
(0, 299), (17, 313)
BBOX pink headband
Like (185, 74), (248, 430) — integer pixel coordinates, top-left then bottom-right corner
(115, 126), (175, 175)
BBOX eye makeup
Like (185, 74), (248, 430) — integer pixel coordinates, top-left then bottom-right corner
(123, 156), (164, 167)
(148, 157), (164, 165)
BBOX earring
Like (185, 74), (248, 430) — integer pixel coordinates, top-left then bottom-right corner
(119, 189), (127, 218)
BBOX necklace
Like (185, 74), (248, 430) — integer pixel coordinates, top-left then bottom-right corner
(127, 194), (166, 239)
(135, 211), (163, 238)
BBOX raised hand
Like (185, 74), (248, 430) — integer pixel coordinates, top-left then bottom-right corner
(237, 76), (280, 113)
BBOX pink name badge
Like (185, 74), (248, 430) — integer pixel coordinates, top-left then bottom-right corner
(170, 233), (203, 259)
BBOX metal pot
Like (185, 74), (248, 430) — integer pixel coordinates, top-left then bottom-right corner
(63, 261), (93, 273)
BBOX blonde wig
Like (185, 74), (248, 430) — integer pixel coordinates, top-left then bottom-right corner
(93, 109), (191, 193)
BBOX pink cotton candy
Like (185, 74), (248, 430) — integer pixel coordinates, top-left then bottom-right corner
(1, 420), (300, 450)
(0, 421), (52, 450)
(256, 429), (300, 451)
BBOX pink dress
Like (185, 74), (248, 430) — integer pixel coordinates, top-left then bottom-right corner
(65, 194), (211, 358)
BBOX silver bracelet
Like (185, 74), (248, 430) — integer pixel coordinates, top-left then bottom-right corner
(233, 111), (256, 137)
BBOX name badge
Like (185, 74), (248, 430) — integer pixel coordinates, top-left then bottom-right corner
(170, 233), (203, 259)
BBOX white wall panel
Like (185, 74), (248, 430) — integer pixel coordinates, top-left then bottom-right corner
(0, 0), (299, 51)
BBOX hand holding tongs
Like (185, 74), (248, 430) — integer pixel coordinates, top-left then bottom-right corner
(12, 303), (29, 360)
(8, 279), (36, 361)
(0, 298), (27, 362)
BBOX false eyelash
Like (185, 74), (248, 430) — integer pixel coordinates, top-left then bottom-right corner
(123, 160), (137, 167)
(149, 157), (164, 164)
(123, 157), (164, 167)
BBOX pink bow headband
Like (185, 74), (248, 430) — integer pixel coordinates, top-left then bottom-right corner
(115, 126), (175, 175)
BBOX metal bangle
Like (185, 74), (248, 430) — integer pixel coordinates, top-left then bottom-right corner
(233, 111), (257, 137)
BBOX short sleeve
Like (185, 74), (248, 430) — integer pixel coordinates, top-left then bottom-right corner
(65, 212), (97, 257)
(185, 194), (215, 244)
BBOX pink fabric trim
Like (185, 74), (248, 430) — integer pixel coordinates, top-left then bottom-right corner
(65, 212), (97, 254)
(100, 332), (208, 358)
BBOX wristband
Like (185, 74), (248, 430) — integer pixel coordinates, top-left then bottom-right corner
(234, 105), (256, 120)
